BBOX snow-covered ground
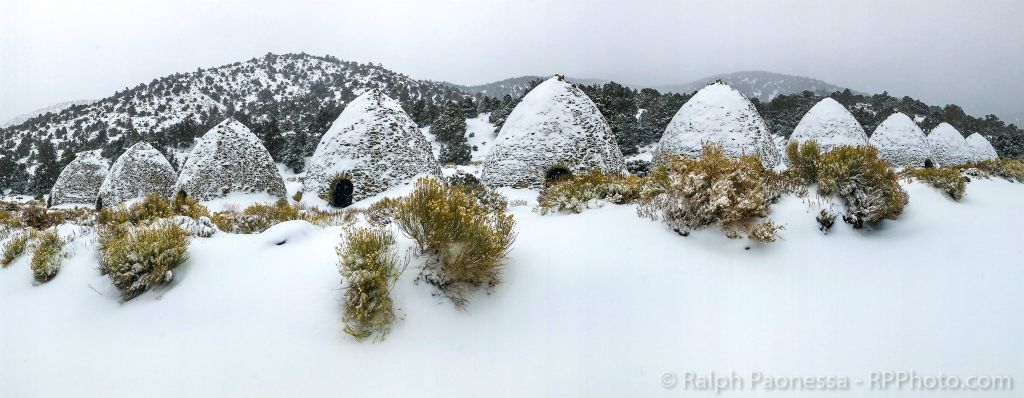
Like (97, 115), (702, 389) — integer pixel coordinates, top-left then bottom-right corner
(2, 179), (1023, 397)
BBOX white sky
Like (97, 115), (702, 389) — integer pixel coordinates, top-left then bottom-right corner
(2, 0), (1023, 121)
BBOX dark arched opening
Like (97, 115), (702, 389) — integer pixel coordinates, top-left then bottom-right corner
(924, 159), (934, 169)
(331, 179), (354, 208)
(95, 198), (104, 211)
(545, 167), (573, 185)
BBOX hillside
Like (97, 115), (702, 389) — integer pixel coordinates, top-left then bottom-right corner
(450, 76), (609, 98)
(0, 53), (469, 194)
(1, 100), (96, 128)
(650, 71), (851, 100)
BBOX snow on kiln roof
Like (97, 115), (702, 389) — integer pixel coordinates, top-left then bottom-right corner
(655, 82), (780, 167)
(927, 123), (971, 167)
(868, 112), (930, 168)
(480, 75), (624, 188)
(175, 118), (286, 201)
(789, 97), (869, 151)
(304, 89), (440, 205)
(97, 142), (177, 207)
(49, 150), (110, 207)
(965, 133), (998, 162)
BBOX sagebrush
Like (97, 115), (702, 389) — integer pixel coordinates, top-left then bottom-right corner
(907, 167), (968, 201)
(538, 169), (666, 214)
(30, 229), (64, 283)
(338, 227), (405, 341)
(394, 178), (516, 308)
(638, 145), (786, 242)
(816, 145), (908, 228)
(98, 220), (190, 301)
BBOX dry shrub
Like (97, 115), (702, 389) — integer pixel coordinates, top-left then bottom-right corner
(1, 229), (34, 268)
(338, 227), (406, 341)
(638, 144), (786, 242)
(21, 205), (62, 229)
(786, 139), (821, 184)
(366, 197), (400, 225)
(907, 167), (968, 201)
(445, 171), (509, 213)
(30, 229), (64, 283)
(394, 178), (516, 308)
(816, 146), (908, 229)
(98, 193), (210, 226)
(98, 220), (190, 301)
(956, 158), (1024, 182)
(0, 210), (20, 229)
(537, 169), (667, 214)
(210, 199), (299, 233)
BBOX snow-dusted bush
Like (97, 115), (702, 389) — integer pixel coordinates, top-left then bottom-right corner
(98, 220), (190, 301)
(638, 144), (786, 242)
(338, 227), (405, 341)
(785, 140), (822, 184)
(817, 146), (908, 229)
(816, 209), (837, 233)
(1, 229), (34, 268)
(394, 178), (516, 308)
(365, 197), (400, 226)
(210, 199), (300, 234)
(97, 193), (211, 228)
(955, 159), (1024, 183)
(30, 229), (64, 283)
(537, 170), (666, 214)
(908, 167), (968, 201)
(21, 205), (62, 230)
(445, 172), (509, 214)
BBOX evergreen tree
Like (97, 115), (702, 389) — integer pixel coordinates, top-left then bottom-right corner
(261, 117), (286, 160)
(31, 139), (60, 195)
(283, 130), (308, 173)
(432, 104), (467, 143)
(439, 140), (472, 165)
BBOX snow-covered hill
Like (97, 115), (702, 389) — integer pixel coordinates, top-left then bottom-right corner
(2, 178), (1023, 397)
(652, 71), (852, 101)
(449, 76), (609, 98)
(1, 100), (95, 128)
(0, 53), (468, 173)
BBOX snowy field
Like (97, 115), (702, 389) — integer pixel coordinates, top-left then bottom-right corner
(2, 179), (1023, 397)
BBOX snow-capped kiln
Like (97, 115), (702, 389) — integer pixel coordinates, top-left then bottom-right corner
(175, 118), (286, 201)
(788, 98), (869, 152)
(48, 150), (110, 207)
(965, 133), (998, 162)
(927, 123), (972, 167)
(481, 75), (625, 187)
(868, 112), (930, 168)
(654, 81), (780, 167)
(97, 142), (177, 208)
(304, 89), (440, 207)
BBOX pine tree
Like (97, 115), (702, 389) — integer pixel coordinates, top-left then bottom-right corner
(432, 104), (467, 143)
(261, 117), (286, 160)
(439, 141), (472, 165)
(31, 139), (60, 195)
(284, 130), (308, 173)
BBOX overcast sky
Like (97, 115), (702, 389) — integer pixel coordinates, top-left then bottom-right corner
(2, 0), (1023, 122)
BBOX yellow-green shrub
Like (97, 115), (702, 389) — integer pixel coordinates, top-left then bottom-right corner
(394, 178), (516, 308)
(956, 158), (1024, 182)
(30, 229), (64, 283)
(21, 205), (62, 229)
(338, 227), (405, 341)
(816, 146), (908, 228)
(98, 220), (190, 301)
(98, 194), (210, 226)
(210, 199), (299, 233)
(786, 139), (821, 184)
(638, 145), (786, 242)
(537, 169), (667, 214)
(1, 229), (34, 268)
(908, 167), (968, 201)
(366, 197), (400, 225)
